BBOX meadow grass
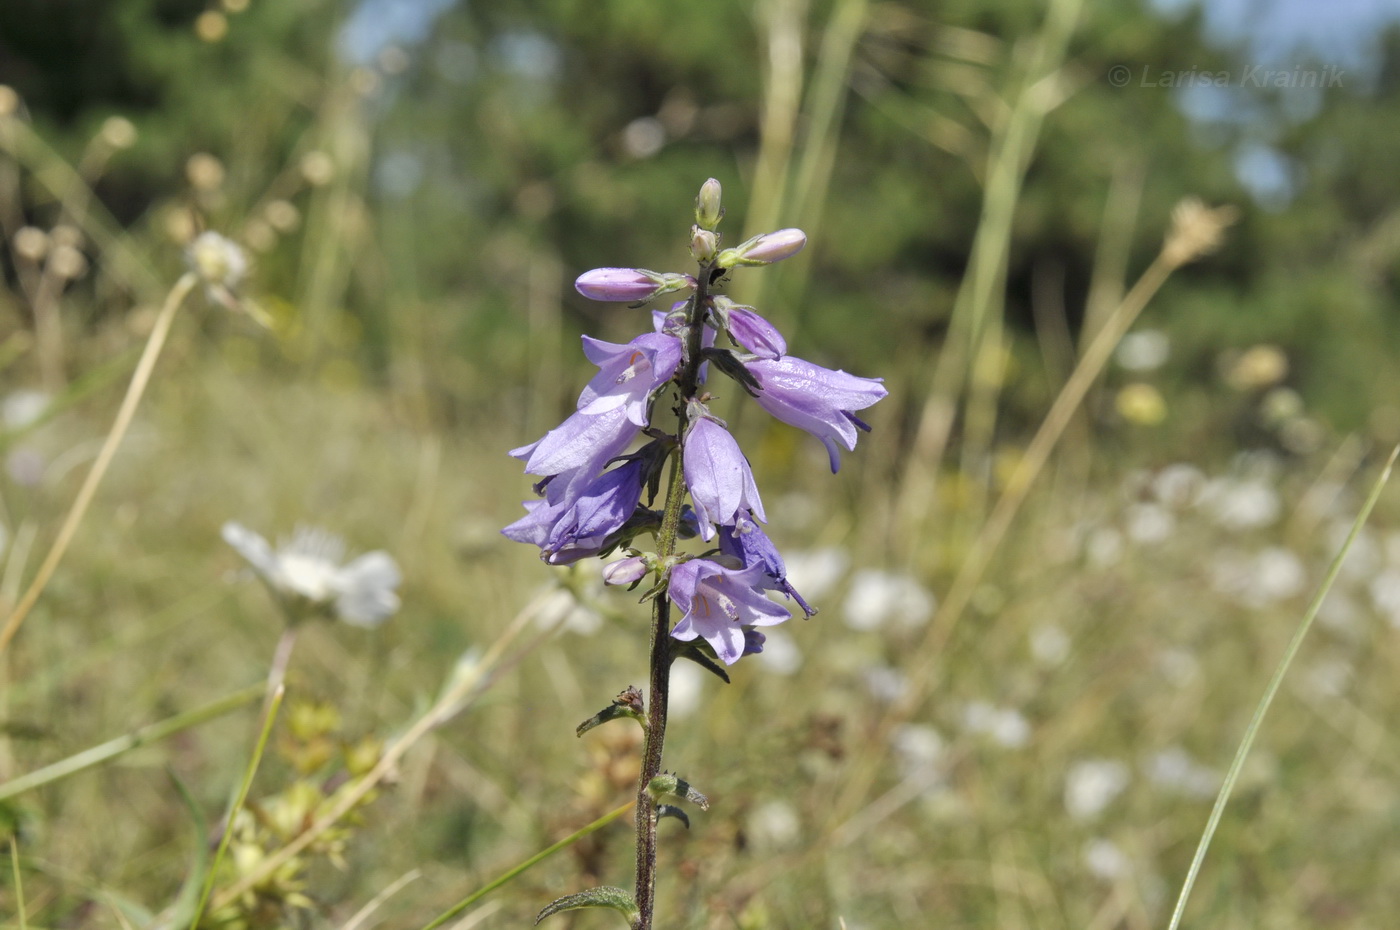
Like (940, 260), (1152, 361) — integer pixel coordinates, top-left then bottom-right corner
(3, 9), (1400, 927)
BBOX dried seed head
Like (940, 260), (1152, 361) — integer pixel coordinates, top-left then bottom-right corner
(13, 226), (49, 263)
(186, 152), (226, 192)
(1163, 197), (1239, 267)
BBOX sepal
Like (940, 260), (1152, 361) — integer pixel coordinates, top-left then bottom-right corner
(575, 686), (647, 737)
(647, 772), (711, 811)
(701, 347), (762, 396)
(655, 804), (690, 829)
(535, 886), (640, 928)
(673, 640), (731, 684)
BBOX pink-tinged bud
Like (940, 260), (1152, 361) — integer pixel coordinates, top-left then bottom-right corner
(726, 305), (786, 358)
(695, 178), (723, 230)
(716, 228), (808, 269)
(575, 268), (696, 303)
(689, 226), (718, 263)
(603, 555), (649, 586)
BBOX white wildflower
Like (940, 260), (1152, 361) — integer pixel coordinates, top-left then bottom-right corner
(1145, 746), (1219, 798)
(842, 569), (935, 631)
(1083, 838), (1131, 880)
(1125, 502), (1175, 544)
(1065, 759), (1130, 820)
(1151, 463), (1205, 508)
(1115, 329), (1170, 371)
(1029, 624), (1071, 666)
(222, 521), (401, 627)
(754, 627), (802, 676)
(1200, 476), (1280, 531)
(187, 231), (247, 291)
(783, 547), (850, 602)
(961, 701), (1030, 749)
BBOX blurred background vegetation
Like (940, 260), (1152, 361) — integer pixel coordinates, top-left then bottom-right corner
(2, 0), (1400, 927)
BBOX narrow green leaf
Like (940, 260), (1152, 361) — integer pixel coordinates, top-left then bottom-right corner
(534, 886), (639, 928)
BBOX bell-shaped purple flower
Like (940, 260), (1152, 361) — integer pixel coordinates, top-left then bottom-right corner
(509, 332), (681, 496)
(503, 460), (645, 564)
(509, 404), (639, 496)
(575, 267), (696, 304)
(578, 332), (682, 426)
(683, 415), (765, 541)
(669, 558), (790, 665)
(719, 512), (815, 617)
(747, 356), (887, 473)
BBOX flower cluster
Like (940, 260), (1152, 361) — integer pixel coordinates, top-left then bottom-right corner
(504, 179), (885, 664)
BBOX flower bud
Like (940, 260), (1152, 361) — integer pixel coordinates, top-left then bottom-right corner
(695, 178), (723, 230)
(716, 228), (807, 268)
(689, 226), (718, 263)
(575, 267), (696, 303)
(603, 555), (649, 586)
(711, 297), (785, 358)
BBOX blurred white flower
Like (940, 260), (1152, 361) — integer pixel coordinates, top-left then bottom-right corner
(754, 627), (802, 676)
(667, 661), (706, 720)
(1085, 526), (1124, 567)
(890, 724), (946, 780)
(222, 521), (401, 627)
(1211, 546), (1305, 607)
(783, 547), (850, 602)
(1157, 647), (1201, 687)
(1145, 746), (1219, 798)
(863, 665), (908, 703)
(1115, 329), (1170, 371)
(1151, 463), (1205, 508)
(1083, 838), (1131, 880)
(1029, 624), (1071, 666)
(1125, 502), (1175, 544)
(842, 568), (935, 631)
(1065, 759), (1130, 820)
(1369, 568), (1400, 628)
(961, 701), (1030, 749)
(1200, 477), (1280, 531)
(748, 799), (801, 851)
(187, 231), (247, 292)
(3, 390), (49, 430)
(535, 587), (603, 635)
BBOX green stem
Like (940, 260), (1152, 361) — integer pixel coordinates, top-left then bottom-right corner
(419, 801), (634, 930)
(190, 685), (286, 930)
(0, 683), (263, 803)
(1165, 443), (1399, 930)
(634, 263), (714, 930)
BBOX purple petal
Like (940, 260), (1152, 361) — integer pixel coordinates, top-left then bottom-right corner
(683, 416), (765, 540)
(747, 356), (887, 473)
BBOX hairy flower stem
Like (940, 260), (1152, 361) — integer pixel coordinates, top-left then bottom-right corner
(633, 262), (714, 930)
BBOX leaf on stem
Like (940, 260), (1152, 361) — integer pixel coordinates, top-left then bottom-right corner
(575, 687), (647, 737)
(534, 886), (639, 928)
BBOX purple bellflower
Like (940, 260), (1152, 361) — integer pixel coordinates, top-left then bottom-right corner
(503, 460), (646, 564)
(579, 333), (682, 426)
(718, 514), (815, 618)
(747, 355), (887, 473)
(669, 558), (791, 665)
(683, 414), (765, 541)
(509, 332), (681, 506)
